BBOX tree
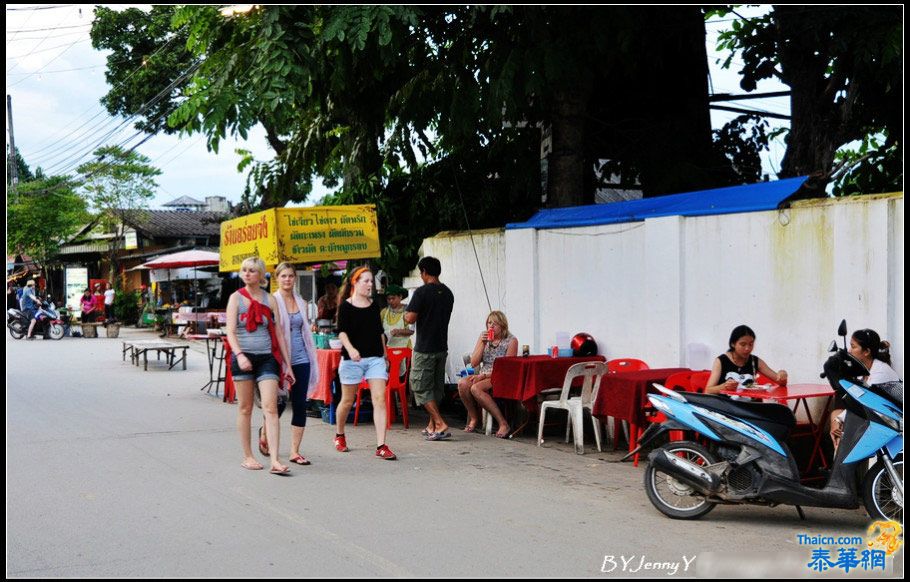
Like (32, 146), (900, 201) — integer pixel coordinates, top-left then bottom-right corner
(7, 176), (90, 278)
(715, 6), (902, 193)
(76, 145), (161, 282)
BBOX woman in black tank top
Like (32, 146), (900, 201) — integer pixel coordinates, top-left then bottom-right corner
(705, 325), (788, 394)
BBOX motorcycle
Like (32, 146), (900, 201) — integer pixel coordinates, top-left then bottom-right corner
(7, 308), (28, 339)
(629, 320), (902, 521)
(33, 300), (66, 340)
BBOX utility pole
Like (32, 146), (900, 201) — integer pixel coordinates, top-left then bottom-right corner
(7, 94), (19, 202)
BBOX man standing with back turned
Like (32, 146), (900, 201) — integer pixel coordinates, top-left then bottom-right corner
(404, 256), (455, 441)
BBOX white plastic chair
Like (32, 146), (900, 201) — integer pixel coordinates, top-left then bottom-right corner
(537, 361), (607, 454)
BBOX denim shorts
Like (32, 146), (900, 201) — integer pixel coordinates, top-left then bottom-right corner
(338, 356), (388, 385)
(231, 352), (280, 383)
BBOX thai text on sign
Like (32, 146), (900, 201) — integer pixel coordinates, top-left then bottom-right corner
(277, 206), (380, 263)
(219, 205), (380, 272)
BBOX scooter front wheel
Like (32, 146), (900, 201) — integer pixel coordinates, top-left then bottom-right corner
(47, 323), (65, 340)
(863, 455), (903, 522)
(644, 441), (718, 520)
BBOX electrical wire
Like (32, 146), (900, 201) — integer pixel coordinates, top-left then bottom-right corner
(451, 166), (493, 313)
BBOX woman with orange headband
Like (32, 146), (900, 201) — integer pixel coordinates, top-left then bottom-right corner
(333, 266), (396, 460)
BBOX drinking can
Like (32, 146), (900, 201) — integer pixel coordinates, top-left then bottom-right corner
(487, 328), (495, 341)
(551, 345), (559, 358)
(522, 344), (530, 357)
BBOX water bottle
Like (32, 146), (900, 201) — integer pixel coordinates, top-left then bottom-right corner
(458, 366), (475, 377)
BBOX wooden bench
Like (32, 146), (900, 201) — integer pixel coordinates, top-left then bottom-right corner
(122, 340), (189, 371)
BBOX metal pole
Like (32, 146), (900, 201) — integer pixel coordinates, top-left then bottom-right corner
(7, 95), (19, 202)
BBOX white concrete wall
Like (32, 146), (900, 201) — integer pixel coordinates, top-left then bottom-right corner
(408, 194), (903, 385)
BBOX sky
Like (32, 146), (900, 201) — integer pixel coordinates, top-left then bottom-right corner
(6, 5), (790, 210)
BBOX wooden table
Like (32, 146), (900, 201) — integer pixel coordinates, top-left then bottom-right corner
(122, 340), (189, 371)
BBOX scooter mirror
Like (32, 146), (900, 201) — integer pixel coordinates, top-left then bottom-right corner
(828, 340), (838, 353)
(837, 319), (848, 337)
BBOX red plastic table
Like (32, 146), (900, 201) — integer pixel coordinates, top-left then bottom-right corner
(490, 355), (606, 436)
(720, 383), (834, 477)
(593, 368), (691, 464)
(310, 349), (343, 404)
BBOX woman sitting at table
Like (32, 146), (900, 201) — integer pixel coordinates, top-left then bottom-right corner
(458, 310), (518, 437)
(705, 325), (787, 395)
(829, 328), (900, 451)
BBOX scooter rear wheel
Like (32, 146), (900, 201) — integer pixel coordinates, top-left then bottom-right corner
(863, 455), (903, 522)
(8, 323), (25, 339)
(645, 441), (718, 520)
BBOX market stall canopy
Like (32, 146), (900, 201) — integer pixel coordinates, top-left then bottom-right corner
(142, 249), (220, 270)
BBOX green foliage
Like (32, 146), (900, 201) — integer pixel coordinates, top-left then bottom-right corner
(6, 146), (38, 186)
(7, 176), (90, 265)
(76, 145), (161, 219)
(831, 133), (902, 196)
(714, 6), (902, 187)
(113, 290), (141, 324)
(713, 114), (772, 184)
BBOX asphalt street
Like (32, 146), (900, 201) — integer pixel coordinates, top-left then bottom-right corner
(6, 327), (899, 577)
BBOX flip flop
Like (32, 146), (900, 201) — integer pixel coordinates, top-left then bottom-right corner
(258, 427), (269, 456)
(425, 431), (452, 441)
(269, 465), (291, 475)
(494, 432), (511, 439)
(420, 429), (432, 436)
(289, 455), (311, 466)
(462, 424), (479, 433)
(241, 461), (264, 470)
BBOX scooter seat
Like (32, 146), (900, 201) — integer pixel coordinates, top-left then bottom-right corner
(682, 392), (796, 443)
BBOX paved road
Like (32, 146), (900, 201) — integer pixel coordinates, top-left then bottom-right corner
(6, 328), (898, 577)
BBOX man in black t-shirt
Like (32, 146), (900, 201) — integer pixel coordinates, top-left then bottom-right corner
(404, 256), (455, 439)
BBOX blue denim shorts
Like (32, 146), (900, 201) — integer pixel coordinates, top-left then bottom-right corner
(338, 356), (388, 385)
(231, 352), (280, 383)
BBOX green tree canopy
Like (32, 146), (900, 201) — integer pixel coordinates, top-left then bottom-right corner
(714, 5), (902, 194)
(7, 176), (90, 267)
(76, 145), (161, 281)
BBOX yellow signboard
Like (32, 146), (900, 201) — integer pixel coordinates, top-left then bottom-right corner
(219, 205), (380, 272)
(219, 209), (280, 271)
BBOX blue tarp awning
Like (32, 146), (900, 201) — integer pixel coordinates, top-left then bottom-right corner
(506, 176), (809, 230)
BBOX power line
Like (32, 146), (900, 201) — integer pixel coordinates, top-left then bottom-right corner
(6, 37), (90, 60)
(6, 63), (103, 76)
(6, 35), (85, 88)
(5, 23), (90, 34)
(23, 32), (186, 160)
(6, 5), (76, 11)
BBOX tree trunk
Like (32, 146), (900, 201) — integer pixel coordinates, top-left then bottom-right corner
(547, 86), (590, 207)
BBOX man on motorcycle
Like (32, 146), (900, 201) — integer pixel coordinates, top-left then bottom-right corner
(21, 280), (40, 340)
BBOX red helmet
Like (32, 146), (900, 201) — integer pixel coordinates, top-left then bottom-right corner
(571, 333), (598, 357)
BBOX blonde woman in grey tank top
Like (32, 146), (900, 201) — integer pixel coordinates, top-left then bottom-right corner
(457, 311), (518, 438)
(226, 257), (295, 475)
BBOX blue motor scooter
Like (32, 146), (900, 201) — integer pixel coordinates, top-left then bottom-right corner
(628, 320), (902, 520)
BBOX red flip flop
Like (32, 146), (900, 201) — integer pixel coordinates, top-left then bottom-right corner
(289, 455), (311, 466)
(258, 426), (269, 456)
(269, 465), (291, 475)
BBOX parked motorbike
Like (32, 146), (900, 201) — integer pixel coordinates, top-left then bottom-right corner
(33, 300), (66, 340)
(7, 308), (28, 339)
(630, 320), (902, 521)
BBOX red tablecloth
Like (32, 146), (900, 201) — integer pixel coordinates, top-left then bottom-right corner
(719, 383), (834, 403)
(593, 368), (691, 426)
(491, 355), (607, 403)
(310, 349), (343, 403)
